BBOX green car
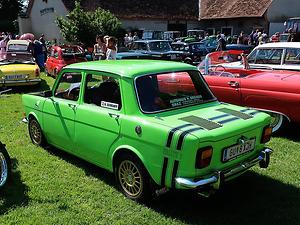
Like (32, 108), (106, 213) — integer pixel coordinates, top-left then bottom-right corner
(22, 60), (273, 201)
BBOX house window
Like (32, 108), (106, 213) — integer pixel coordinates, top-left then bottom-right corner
(221, 27), (233, 36)
(206, 28), (215, 35)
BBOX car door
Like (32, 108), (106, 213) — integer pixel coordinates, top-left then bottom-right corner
(42, 71), (82, 152)
(74, 72), (122, 168)
(204, 73), (242, 105)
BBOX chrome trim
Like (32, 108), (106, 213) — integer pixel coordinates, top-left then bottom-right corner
(0, 78), (41, 84)
(252, 108), (290, 122)
(175, 148), (272, 189)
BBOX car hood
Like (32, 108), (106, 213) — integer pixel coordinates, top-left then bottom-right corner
(147, 102), (269, 143)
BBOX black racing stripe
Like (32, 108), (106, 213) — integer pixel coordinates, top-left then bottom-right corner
(208, 114), (230, 121)
(177, 127), (203, 150)
(179, 116), (222, 130)
(240, 108), (252, 112)
(166, 124), (194, 148)
(160, 157), (168, 186)
(217, 108), (252, 120)
(218, 117), (240, 124)
(171, 160), (179, 188)
(249, 111), (262, 115)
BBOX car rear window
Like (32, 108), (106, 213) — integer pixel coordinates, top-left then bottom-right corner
(135, 71), (215, 113)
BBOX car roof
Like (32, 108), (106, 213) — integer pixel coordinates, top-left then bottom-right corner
(7, 39), (30, 45)
(134, 40), (169, 43)
(254, 42), (300, 49)
(64, 60), (196, 78)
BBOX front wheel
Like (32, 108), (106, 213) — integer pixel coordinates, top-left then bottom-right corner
(115, 154), (152, 202)
(0, 142), (11, 189)
(28, 117), (46, 146)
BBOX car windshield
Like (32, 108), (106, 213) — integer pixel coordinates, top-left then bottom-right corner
(61, 46), (85, 58)
(7, 44), (29, 52)
(148, 41), (172, 52)
(190, 43), (205, 52)
(0, 52), (35, 64)
(135, 71), (215, 113)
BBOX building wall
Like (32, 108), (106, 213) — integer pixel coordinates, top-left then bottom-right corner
(198, 18), (268, 35)
(18, 17), (32, 34)
(267, 0), (300, 22)
(30, 0), (68, 42)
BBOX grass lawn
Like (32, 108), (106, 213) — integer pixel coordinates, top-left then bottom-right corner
(0, 74), (299, 225)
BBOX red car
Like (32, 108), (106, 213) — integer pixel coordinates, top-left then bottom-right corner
(196, 51), (300, 131)
(45, 45), (87, 77)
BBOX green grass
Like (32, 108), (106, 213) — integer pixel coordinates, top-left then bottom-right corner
(0, 74), (300, 225)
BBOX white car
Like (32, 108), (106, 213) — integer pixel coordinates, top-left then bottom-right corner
(223, 42), (300, 71)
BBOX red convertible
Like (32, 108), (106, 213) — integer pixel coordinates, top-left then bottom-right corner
(45, 45), (87, 77)
(197, 51), (300, 131)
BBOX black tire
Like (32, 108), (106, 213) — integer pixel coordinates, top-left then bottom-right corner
(115, 154), (153, 202)
(28, 117), (46, 147)
(0, 142), (11, 190)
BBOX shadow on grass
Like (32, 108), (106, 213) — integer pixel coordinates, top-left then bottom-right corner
(0, 78), (51, 95)
(148, 172), (300, 225)
(0, 158), (29, 215)
(45, 146), (116, 187)
(273, 122), (300, 142)
(40, 146), (299, 225)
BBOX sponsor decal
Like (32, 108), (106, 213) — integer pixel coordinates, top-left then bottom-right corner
(100, 101), (119, 110)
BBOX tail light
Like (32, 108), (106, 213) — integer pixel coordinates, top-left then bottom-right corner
(261, 126), (272, 143)
(195, 147), (213, 169)
(35, 68), (40, 77)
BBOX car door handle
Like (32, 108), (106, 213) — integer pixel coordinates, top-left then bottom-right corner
(68, 103), (77, 110)
(109, 113), (120, 120)
(227, 81), (239, 88)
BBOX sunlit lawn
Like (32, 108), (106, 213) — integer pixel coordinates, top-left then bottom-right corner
(0, 74), (299, 225)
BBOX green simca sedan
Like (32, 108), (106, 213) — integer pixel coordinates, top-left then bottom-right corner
(22, 60), (272, 201)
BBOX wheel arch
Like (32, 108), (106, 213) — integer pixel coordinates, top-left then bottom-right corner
(110, 145), (146, 172)
(253, 108), (290, 122)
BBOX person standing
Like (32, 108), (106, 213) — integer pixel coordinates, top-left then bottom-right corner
(93, 35), (106, 60)
(216, 34), (226, 51)
(133, 32), (139, 41)
(39, 34), (47, 63)
(106, 37), (117, 60)
(33, 39), (45, 70)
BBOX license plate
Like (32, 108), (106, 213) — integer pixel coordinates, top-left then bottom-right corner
(170, 54), (176, 59)
(222, 138), (256, 162)
(5, 74), (26, 80)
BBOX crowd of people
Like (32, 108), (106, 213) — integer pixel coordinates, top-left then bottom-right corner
(93, 35), (118, 60)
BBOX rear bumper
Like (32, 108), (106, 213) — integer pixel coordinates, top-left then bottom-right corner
(175, 148), (272, 189)
(0, 78), (41, 86)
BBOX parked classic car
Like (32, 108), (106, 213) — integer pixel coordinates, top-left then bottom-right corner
(0, 52), (41, 87)
(22, 60), (272, 201)
(45, 45), (87, 77)
(6, 39), (33, 53)
(127, 40), (184, 61)
(199, 51), (300, 131)
(171, 41), (209, 64)
(222, 42), (300, 71)
(0, 141), (11, 190)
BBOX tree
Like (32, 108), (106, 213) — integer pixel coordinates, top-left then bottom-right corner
(0, 0), (23, 32)
(56, 1), (121, 47)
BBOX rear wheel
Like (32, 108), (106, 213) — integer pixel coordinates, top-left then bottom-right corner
(0, 142), (11, 189)
(28, 117), (46, 146)
(115, 154), (152, 202)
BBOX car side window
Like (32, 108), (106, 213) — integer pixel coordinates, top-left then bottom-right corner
(255, 49), (283, 65)
(50, 49), (55, 57)
(284, 48), (300, 65)
(84, 74), (122, 110)
(54, 72), (82, 101)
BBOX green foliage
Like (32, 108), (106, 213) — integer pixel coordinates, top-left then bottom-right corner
(56, 2), (121, 47)
(0, 0), (22, 32)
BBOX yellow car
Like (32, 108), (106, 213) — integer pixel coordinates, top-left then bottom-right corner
(0, 51), (41, 87)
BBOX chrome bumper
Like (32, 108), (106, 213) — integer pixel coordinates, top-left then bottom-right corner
(175, 148), (272, 189)
(0, 78), (41, 85)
